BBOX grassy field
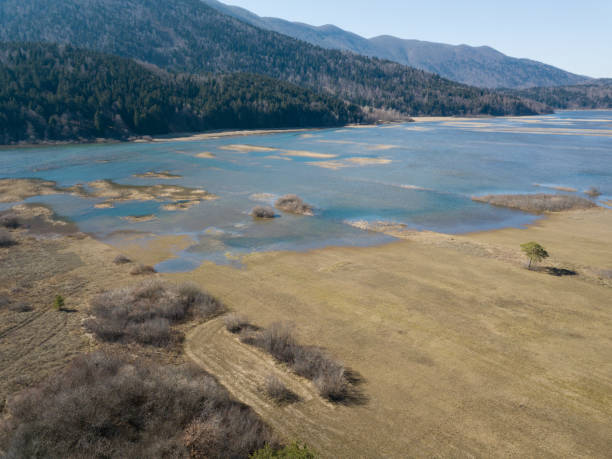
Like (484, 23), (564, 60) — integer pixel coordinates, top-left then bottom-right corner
(169, 208), (612, 457)
(0, 212), (122, 403)
(2, 205), (611, 457)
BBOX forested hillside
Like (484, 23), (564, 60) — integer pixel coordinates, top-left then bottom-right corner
(0, 0), (550, 116)
(506, 80), (612, 109)
(202, 0), (589, 89)
(0, 43), (363, 144)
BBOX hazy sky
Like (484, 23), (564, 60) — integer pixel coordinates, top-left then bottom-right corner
(223, 0), (612, 78)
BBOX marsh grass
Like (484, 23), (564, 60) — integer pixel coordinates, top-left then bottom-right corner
(251, 206), (276, 219)
(274, 194), (314, 216)
(585, 187), (602, 198)
(472, 193), (596, 213)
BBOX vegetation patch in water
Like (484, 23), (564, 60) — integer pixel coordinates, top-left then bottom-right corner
(472, 193), (597, 213)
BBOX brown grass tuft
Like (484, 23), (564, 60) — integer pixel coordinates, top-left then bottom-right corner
(113, 254), (132, 264)
(130, 264), (157, 275)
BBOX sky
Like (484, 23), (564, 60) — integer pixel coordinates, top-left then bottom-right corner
(223, 0), (612, 78)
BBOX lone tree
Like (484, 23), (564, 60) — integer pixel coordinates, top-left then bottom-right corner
(53, 295), (65, 311)
(521, 242), (549, 269)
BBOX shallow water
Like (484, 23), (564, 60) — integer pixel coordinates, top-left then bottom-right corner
(1, 110), (610, 271)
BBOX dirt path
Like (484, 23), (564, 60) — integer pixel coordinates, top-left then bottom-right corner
(185, 317), (366, 458)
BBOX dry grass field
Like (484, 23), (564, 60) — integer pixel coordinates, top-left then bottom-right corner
(169, 208), (612, 457)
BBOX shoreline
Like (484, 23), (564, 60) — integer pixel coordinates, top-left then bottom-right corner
(105, 206), (610, 276)
(1, 109), (576, 148)
(0, 126), (326, 149)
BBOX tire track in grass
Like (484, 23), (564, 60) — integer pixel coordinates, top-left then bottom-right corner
(185, 317), (359, 457)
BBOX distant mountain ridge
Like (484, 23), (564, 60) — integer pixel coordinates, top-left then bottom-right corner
(202, 0), (590, 89)
(0, 0), (550, 117)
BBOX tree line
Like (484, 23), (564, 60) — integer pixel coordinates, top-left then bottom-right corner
(0, 43), (363, 144)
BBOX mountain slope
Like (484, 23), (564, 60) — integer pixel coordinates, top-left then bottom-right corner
(0, 43), (362, 144)
(202, 0), (589, 89)
(0, 0), (549, 116)
(505, 80), (612, 109)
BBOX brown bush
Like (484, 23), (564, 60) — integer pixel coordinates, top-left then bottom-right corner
(0, 230), (16, 247)
(0, 214), (20, 229)
(264, 375), (299, 405)
(251, 206), (276, 219)
(9, 302), (33, 313)
(178, 283), (224, 318)
(274, 194), (314, 216)
(0, 352), (274, 458)
(84, 280), (225, 347)
(224, 313), (251, 334)
(113, 254), (132, 264)
(240, 322), (355, 402)
(130, 264), (157, 275)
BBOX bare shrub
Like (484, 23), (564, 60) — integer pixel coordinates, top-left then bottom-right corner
(178, 283), (224, 318)
(264, 375), (299, 405)
(0, 230), (16, 247)
(85, 281), (224, 346)
(113, 254), (132, 264)
(472, 193), (597, 213)
(225, 313), (250, 334)
(0, 352), (274, 458)
(130, 263), (157, 275)
(240, 322), (354, 402)
(314, 366), (348, 401)
(251, 206), (276, 219)
(274, 194), (314, 216)
(0, 214), (20, 229)
(0, 295), (8, 307)
(9, 302), (33, 313)
(585, 187), (602, 198)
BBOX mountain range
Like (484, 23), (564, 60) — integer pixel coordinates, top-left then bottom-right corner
(201, 0), (590, 89)
(0, 0), (549, 118)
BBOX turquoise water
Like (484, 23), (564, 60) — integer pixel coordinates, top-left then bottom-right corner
(1, 110), (610, 271)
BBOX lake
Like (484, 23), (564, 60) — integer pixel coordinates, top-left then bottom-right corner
(1, 110), (610, 271)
